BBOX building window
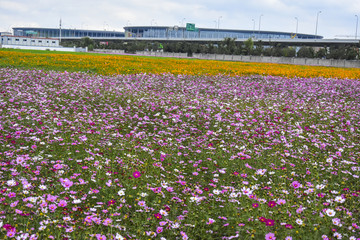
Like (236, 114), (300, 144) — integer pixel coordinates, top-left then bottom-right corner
(38, 40), (42, 43)
(23, 39), (27, 41)
(52, 41), (56, 43)
(31, 40), (35, 42)
(15, 39), (20, 41)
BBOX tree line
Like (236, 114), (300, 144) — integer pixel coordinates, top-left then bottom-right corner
(62, 37), (360, 60)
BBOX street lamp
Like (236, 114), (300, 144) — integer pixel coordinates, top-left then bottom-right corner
(218, 16), (222, 29)
(315, 11), (321, 36)
(252, 19), (255, 38)
(218, 16), (222, 39)
(258, 14), (263, 36)
(355, 15), (358, 40)
(295, 17), (298, 36)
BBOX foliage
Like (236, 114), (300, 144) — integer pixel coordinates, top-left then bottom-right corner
(297, 47), (315, 58)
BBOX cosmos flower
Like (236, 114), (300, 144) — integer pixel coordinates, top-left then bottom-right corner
(265, 232), (276, 240)
(133, 171), (141, 178)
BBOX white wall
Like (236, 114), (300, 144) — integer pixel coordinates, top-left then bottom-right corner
(1, 45), (87, 52)
(0, 36), (59, 47)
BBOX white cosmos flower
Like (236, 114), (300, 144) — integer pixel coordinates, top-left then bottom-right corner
(334, 196), (345, 203)
(229, 192), (237, 198)
(140, 192), (148, 197)
(296, 219), (303, 225)
(325, 209), (336, 217)
(213, 189), (221, 195)
(7, 179), (17, 187)
(117, 189), (126, 196)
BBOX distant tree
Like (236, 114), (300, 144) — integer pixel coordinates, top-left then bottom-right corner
(262, 47), (273, 56)
(327, 46), (346, 59)
(80, 37), (94, 49)
(206, 43), (216, 54)
(281, 47), (296, 57)
(243, 38), (254, 55)
(271, 44), (284, 57)
(315, 48), (327, 59)
(345, 47), (358, 60)
(222, 37), (237, 54)
(252, 41), (264, 56)
(297, 47), (315, 58)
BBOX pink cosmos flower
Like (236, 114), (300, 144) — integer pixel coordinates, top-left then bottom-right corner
(265, 232), (276, 240)
(58, 200), (67, 207)
(96, 234), (106, 240)
(291, 181), (301, 189)
(8, 192), (16, 198)
(7, 230), (16, 238)
(103, 218), (112, 226)
(207, 218), (215, 224)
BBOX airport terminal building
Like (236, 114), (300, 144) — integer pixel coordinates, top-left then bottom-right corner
(13, 27), (125, 39)
(12, 26), (322, 40)
(123, 26), (322, 40)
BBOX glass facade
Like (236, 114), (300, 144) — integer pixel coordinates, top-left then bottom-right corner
(124, 26), (322, 40)
(13, 28), (125, 38)
(12, 26), (322, 40)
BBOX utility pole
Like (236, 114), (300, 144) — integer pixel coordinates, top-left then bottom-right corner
(59, 18), (62, 43)
(355, 15), (358, 40)
(315, 11), (321, 36)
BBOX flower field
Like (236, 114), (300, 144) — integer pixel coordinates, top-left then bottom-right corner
(1, 49), (360, 79)
(0, 50), (360, 240)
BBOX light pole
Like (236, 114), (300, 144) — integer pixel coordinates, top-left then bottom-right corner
(295, 17), (298, 36)
(252, 19), (255, 38)
(315, 11), (321, 36)
(218, 16), (222, 29)
(218, 16), (222, 39)
(258, 14), (263, 36)
(355, 15), (358, 40)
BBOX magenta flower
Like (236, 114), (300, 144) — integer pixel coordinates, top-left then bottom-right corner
(291, 181), (301, 189)
(268, 201), (277, 208)
(156, 227), (163, 233)
(133, 171), (141, 178)
(107, 199), (116, 206)
(265, 219), (275, 226)
(8, 192), (16, 198)
(154, 213), (162, 220)
(252, 203), (259, 208)
(265, 232), (276, 240)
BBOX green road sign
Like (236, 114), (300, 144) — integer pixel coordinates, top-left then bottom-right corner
(186, 23), (196, 31)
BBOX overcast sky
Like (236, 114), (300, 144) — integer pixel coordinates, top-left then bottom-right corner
(1, 0), (360, 39)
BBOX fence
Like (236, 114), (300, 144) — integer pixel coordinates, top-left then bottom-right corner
(135, 51), (360, 68)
